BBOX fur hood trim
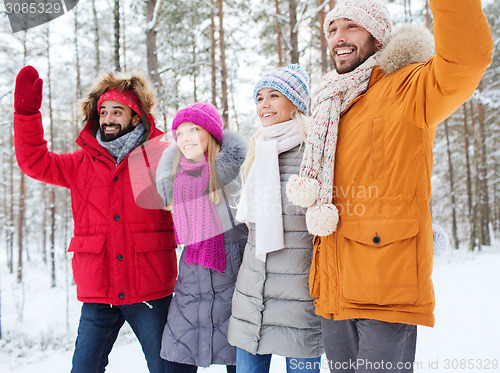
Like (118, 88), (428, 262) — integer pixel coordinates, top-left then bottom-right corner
(156, 130), (247, 206)
(378, 23), (435, 75)
(80, 71), (157, 136)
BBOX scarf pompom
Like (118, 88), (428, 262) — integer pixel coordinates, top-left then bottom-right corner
(305, 203), (339, 237)
(286, 175), (320, 208)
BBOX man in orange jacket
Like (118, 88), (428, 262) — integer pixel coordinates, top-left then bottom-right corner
(287, 0), (493, 371)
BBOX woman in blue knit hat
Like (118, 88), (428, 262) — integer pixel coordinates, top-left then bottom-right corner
(228, 65), (323, 373)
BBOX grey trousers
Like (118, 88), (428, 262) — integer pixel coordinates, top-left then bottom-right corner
(321, 318), (417, 373)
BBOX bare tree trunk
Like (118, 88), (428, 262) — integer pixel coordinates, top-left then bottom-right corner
(74, 6), (82, 143)
(9, 130), (15, 275)
(91, 0), (100, 73)
(470, 100), (481, 251)
(217, 0), (229, 127)
(74, 8), (81, 100)
(210, 0), (217, 106)
(494, 131), (500, 233)
(114, 0), (121, 72)
(46, 25), (56, 287)
(41, 184), (47, 263)
(146, 0), (163, 89)
(289, 0), (299, 64)
(318, 0), (328, 73)
(17, 31), (29, 283)
(463, 104), (476, 251)
(492, 126), (499, 234)
(17, 173), (25, 283)
(328, 0), (336, 70)
(229, 77), (239, 132)
(122, 4), (127, 72)
(49, 188), (56, 287)
(2, 186), (9, 272)
(275, 0), (283, 66)
(425, 0), (431, 30)
(476, 93), (490, 246)
(444, 120), (459, 249)
(192, 44), (198, 102)
(61, 144), (71, 331)
(2, 145), (12, 272)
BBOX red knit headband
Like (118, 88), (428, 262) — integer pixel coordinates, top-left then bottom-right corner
(97, 89), (142, 119)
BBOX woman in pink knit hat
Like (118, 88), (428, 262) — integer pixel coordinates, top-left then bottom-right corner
(155, 102), (248, 372)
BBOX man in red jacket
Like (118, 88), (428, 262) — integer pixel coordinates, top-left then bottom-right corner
(13, 66), (178, 373)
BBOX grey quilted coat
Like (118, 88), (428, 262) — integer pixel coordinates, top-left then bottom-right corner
(228, 145), (323, 358)
(156, 131), (248, 367)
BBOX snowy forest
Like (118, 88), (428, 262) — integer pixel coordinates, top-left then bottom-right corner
(0, 0), (499, 367)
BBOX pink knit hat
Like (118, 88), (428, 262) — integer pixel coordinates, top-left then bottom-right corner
(324, 0), (392, 46)
(172, 102), (224, 143)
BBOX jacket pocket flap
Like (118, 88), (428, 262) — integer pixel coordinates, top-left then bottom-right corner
(133, 232), (177, 252)
(342, 218), (419, 247)
(68, 235), (107, 253)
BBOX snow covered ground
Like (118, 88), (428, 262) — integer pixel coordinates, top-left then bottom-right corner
(1, 243), (499, 372)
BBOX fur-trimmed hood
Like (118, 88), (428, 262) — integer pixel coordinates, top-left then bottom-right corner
(378, 23), (435, 74)
(156, 130), (247, 206)
(80, 71), (157, 137)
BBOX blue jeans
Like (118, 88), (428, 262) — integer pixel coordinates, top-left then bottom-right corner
(71, 296), (171, 373)
(236, 347), (321, 373)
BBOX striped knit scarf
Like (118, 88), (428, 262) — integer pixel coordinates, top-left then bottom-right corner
(172, 155), (225, 272)
(287, 54), (378, 236)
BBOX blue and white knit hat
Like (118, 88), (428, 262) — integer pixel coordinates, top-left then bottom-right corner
(253, 64), (310, 115)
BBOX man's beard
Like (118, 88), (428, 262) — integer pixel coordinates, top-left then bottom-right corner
(331, 39), (378, 74)
(100, 120), (135, 142)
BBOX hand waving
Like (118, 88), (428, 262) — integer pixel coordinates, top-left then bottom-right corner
(14, 65), (43, 115)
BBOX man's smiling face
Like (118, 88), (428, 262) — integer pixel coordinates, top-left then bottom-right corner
(99, 100), (140, 141)
(328, 18), (381, 74)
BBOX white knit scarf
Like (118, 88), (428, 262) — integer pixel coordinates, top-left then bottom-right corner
(236, 119), (302, 261)
(287, 54), (378, 236)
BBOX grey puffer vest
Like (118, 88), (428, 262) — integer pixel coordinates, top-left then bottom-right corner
(157, 131), (248, 367)
(228, 145), (323, 358)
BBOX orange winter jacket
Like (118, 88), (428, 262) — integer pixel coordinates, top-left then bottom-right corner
(311, 0), (493, 327)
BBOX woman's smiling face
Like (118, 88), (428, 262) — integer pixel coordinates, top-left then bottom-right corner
(175, 122), (210, 163)
(256, 88), (296, 127)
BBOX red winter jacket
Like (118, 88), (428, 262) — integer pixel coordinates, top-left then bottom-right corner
(14, 112), (177, 305)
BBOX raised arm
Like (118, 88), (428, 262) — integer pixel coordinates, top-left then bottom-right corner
(14, 66), (76, 188)
(400, 0), (493, 128)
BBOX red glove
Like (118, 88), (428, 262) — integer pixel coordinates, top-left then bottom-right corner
(14, 66), (43, 115)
